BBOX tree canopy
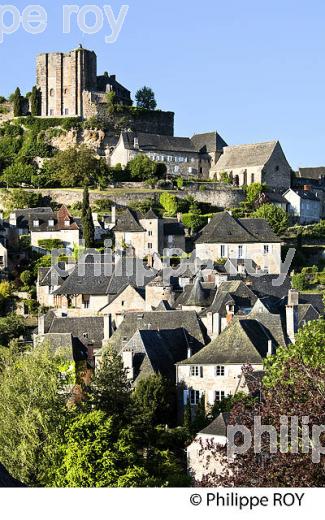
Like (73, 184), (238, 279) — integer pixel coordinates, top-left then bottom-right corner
(252, 203), (288, 235)
(135, 87), (157, 110)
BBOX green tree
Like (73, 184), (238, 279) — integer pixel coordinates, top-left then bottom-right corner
(159, 192), (178, 217)
(127, 154), (157, 181)
(264, 320), (325, 388)
(244, 182), (265, 208)
(20, 270), (34, 289)
(0, 344), (72, 486)
(30, 86), (41, 116)
(89, 347), (132, 421)
(1, 162), (36, 187)
(133, 374), (177, 427)
(81, 185), (95, 248)
(252, 203), (288, 235)
(0, 189), (43, 213)
(13, 87), (22, 117)
(106, 90), (117, 115)
(0, 315), (26, 347)
(135, 86), (157, 110)
(42, 146), (100, 187)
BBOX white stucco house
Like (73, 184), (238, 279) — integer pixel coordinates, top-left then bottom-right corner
(283, 188), (321, 224)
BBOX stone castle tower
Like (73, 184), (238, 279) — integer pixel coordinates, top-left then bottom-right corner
(36, 45), (131, 118)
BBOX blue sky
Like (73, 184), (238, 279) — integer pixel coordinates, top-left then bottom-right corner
(0, 0), (325, 168)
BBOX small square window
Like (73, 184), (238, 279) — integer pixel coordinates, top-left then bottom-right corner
(216, 365), (225, 376)
(263, 245), (269, 255)
(148, 243), (153, 249)
(215, 390), (225, 402)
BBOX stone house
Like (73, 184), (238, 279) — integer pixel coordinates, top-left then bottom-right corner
(191, 131), (228, 178)
(211, 140), (291, 189)
(283, 187), (321, 224)
(0, 243), (8, 274)
(9, 205), (80, 250)
(113, 208), (185, 258)
(37, 264), (68, 308)
(195, 211), (282, 275)
(110, 131), (207, 178)
(176, 319), (274, 412)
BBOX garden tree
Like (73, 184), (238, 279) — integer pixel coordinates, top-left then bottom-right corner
(244, 182), (265, 209)
(210, 392), (247, 421)
(127, 154), (159, 181)
(0, 344), (73, 486)
(0, 315), (26, 347)
(20, 270), (34, 289)
(0, 281), (13, 313)
(81, 185), (95, 248)
(159, 192), (178, 217)
(30, 86), (41, 116)
(191, 396), (209, 434)
(183, 399), (192, 434)
(89, 347), (132, 422)
(13, 87), (22, 117)
(1, 162), (36, 187)
(0, 189), (43, 214)
(135, 86), (157, 110)
(54, 410), (152, 487)
(42, 146), (101, 187)
(291, 272), (309, 291)
(252, 203), (288, 235)
(132, 374), (177, 427)
(182, 213), (205, 233)
(200, 320), (325, 487)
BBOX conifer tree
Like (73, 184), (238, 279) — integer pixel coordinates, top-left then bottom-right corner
(13, 87), (22, 117)
(81, 185), (95, 248)
(30, 86), (41, 116)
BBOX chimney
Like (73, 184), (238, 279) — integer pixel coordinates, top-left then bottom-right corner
(111, 206), (116, 226)
(122, 350), (134, 380)
(267, 340), (273, 357)
(187, 347), (192, 359)
(213, 312), (221, 337)
(286, 290), (299, 344)
(134, 137), (139, 150)
(38, 314), (45, 335)
(103, 314), (112, 341)
(304, 184), (312, 192)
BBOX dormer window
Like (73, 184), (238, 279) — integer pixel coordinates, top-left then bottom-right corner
(48, 219), (54, 227)
(33, 220), (39, 227)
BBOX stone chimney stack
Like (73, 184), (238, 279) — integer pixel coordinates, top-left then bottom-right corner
(286, 289), (299, 344)
(304, 184), (312, 192)
(134, 137), (139, 150)
(38, 314), (45, 335)
(103, 314), (112, 341)
(122, 350), (134, 380)
(111, 206), (116, 226)
(267, 340), (273, 357)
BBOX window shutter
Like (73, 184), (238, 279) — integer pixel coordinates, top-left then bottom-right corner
(183, 390), (189, 405)
(200, 366), (204, 378)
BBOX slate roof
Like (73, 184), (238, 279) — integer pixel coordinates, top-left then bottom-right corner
(205, 281), (257, 316)
(143, 208), (159, 220)
(106, 257), (157, 296)
(265, 192), (288, 204)
(298, 293), (324, 315)
(196, 212), (281, 244)
(12, 207), (53, 229)
(53, 262), (113, 295)
(163, 219), (185, 236)
(0, 463), (26, 487)
(298, 167), (325, 180)
(29, 205), (79, 232)
(106, 310), (208, 354)
(293, 190), (320, 201)
(199, 413), (230, 437)
(246, 308), (288, 347)
(244, 274), (291, 299)
(215, 140), (278, 170)
(176, 277), (216, 308)
(113, 208), (145, 233)
(38, 263), (68, 287)
(44, 314), (104, 352)
(178, 319), (273, 365)
(191, 131), (228, 153)
(122, 132), (196, 153)
(123, 328), (196, 382)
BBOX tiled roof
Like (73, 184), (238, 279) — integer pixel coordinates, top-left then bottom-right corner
(206, 281), (257, 316)
(113, 208), (145, 232)
(176, 277), (216, 307)
(215, 140), (278, 170)
(298, 167), (325, 180)
(29, 205), (79, 232)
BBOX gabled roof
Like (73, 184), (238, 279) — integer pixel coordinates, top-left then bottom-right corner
(29, 205), (79, 232)
(196, 212), (281, 244)
(106, 310), (208, 354)
(215, 140), (279, 170)
(245, 274), (291, 299)
(288, 189), (320, 201)
(246, 308), (288, 347)
(176, 277), (216, 308)
(163, 218), (185, 236)
(38, 263), (68, 287)
(206, 281), (257, 316)
(123, 328), (194, 382)
(46, 315), (104, 350)
(106, 257), (157, 295)
(121, 132), (196, 153)
(178, 319), (272, 365)
(113, 208), (145, 233)
(52, 262), (113, 295)
(191, 131), (228, 153)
